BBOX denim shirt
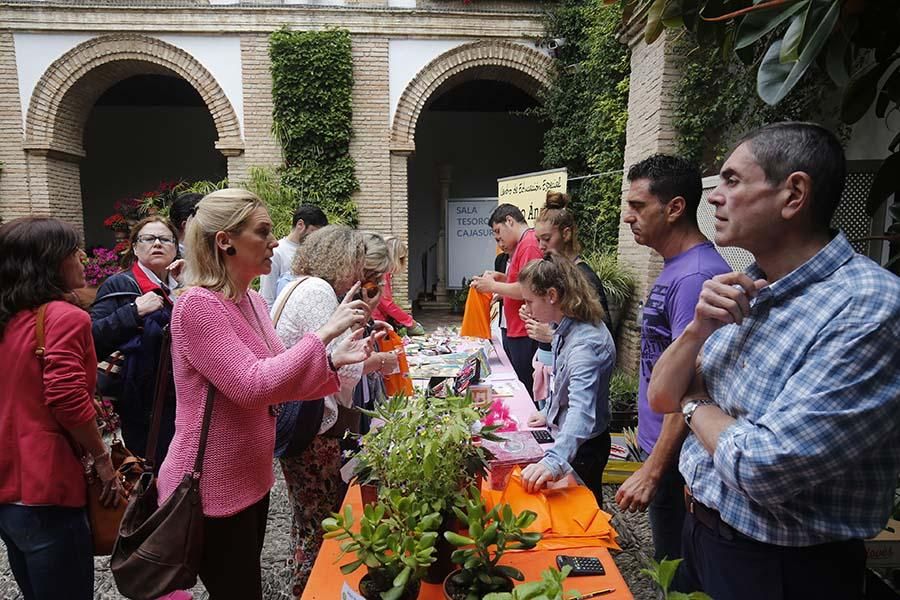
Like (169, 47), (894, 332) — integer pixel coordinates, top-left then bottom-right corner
(541, 316), (616, 478)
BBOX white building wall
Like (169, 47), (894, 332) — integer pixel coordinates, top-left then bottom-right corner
(13, 32), (245, 133)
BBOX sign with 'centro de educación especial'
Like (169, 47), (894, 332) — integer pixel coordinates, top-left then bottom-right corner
(497, 167), (568, 227)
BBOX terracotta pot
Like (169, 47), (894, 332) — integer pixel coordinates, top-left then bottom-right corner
(360, 483), (378, 506)
(442, 570), (513, 600)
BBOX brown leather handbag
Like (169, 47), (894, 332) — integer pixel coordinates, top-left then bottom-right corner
(34, 304), (149, 556)
(110, 383), (215, 599)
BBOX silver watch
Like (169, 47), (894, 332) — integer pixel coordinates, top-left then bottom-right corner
(682, 398), (712, 427)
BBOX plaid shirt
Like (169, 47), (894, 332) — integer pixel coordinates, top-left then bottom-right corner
(681, 233), (900, 546)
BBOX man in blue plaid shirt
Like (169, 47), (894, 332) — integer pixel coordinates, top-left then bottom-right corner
(649, 122), (900, 600)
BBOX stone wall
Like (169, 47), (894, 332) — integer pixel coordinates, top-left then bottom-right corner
(0, 33), (29, 223)
(615, 27), (684, 372)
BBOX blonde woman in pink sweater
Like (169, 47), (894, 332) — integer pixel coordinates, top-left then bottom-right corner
(156, 189), (375, 600)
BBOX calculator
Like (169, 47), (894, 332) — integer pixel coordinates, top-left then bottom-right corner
(555, 555), (606, 576)
(531, 429), (554, 444)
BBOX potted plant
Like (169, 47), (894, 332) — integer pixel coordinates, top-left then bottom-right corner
(322, 490), (442, 600)
(608, 369), (639, 433)
(74, 246), (122, 307)
(449, 278), (470, 315)
(442, 486), (542, 599)
(584, 251), (635, 335)
(353, 393), (502, 583)
(483, 566), (576, 600)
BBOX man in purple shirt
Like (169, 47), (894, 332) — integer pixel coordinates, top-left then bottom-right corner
(615, 155), (730, 575)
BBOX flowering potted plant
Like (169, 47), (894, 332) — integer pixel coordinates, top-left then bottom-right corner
(82, 247), (121, 287)
(322, 490), (442, 600)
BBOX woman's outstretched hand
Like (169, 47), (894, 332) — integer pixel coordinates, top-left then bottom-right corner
(331, 327), (387, 368)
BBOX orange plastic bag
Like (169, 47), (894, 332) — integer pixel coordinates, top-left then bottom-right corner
(380, 329), (414, 397)
(460, 290), (493, 339)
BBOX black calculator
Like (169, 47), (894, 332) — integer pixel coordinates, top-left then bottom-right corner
(556, 555), (606, 576)
(531, 429), (554, 444)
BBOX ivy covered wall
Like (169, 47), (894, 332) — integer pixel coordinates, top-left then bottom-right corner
(270, 27), (359, 226)
(536, 0), (630, 256)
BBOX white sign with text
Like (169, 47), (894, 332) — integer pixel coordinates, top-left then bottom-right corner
(447, 198), (497, 290)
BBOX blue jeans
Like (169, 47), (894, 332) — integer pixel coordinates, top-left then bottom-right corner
(0, 504), (93, 600)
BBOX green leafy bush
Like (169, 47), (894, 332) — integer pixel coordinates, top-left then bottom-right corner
(270, 27), (359, 226)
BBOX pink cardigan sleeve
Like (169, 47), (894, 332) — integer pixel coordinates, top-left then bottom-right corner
(42, 304), (99, 430)
(174, 289), (340, 408)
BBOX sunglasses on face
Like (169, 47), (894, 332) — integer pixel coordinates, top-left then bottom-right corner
(360, 280), (382, 299)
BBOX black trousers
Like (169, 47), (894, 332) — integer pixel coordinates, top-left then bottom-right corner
(502, 331), (538, 400)
(199, 493), (271, 600)
(571, 430), (611, 509)
(680, 511), (866, 600)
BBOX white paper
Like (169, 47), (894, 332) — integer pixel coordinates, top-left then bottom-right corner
(341, 582), (366, 599)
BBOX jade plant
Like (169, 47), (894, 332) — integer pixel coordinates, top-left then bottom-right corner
(483, 565), (576, 600)
(443, 486), (542, 600)
(322, 490), (442, 600)
(352, 393), (501, 514)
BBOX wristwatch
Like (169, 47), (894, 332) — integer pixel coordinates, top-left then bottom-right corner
(682, 398), (714, 427)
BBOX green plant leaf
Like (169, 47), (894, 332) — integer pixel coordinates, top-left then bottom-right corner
(392, 565), (411, 589)
(866, 152), (900, 215)
(824, 17), (856, 87)
(444, 532), (475, 546)
(735, 0), (808, 50)
(339, 558), (364, 575)
(494, 564), (525, 580)
(841, 61), (890, 123)
(657, 558), (683, 592)
(757, 0), (841, 105)
(645, 0), (668, 44)
(779, 9), (808, 64)
(381, 586), (404, 600)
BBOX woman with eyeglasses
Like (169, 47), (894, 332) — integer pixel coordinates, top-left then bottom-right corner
(90, 216), (181, 467)
(271, 226), (396, 596)
(517, 253), (615, 507)
(0, 217), (124, 600)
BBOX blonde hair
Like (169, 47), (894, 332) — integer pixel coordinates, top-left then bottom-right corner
(382, 235), (408, 274)
(361, 232), (391, 282)
(293, 225), (366, 292)
(535, 191), (580, 256)
(182, 188), (265, 300)
(518, 252), (605, 325)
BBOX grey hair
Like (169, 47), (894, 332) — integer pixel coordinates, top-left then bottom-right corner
(736, 122), (845, 230)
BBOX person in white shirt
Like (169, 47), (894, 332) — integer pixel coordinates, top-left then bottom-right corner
(259, 204), (328, 306)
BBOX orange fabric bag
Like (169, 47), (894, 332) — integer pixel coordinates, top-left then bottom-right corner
(380, 329), (414, 397)
(460, 290), (493, 339)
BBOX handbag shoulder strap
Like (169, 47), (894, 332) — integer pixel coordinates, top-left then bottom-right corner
(271, 276), (310, 327)
(193, 383), (216, 477)
(144, 324), (172, 466)
(34, 304), (48, 358)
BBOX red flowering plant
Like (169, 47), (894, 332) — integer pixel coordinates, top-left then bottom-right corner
(103, 180), (186, 232)
(82, 247), (122, 287)
(103, 213), (129, 232)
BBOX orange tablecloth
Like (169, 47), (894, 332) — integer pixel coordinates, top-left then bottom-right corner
(300, 485), (633, 600)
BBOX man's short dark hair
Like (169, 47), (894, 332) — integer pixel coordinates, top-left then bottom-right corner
(169, 193), (203, 232)
(293, 204), (328, 229)
(736, 122), (845, 230)
(627, 154), (703, 225)
(489, 203), (526, 227)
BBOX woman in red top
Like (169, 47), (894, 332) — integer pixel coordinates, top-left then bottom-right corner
(372, 235), (425, 335)
(0, 217), (124, 600)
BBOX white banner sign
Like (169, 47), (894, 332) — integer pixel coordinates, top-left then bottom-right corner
(447, 198), (497, 290)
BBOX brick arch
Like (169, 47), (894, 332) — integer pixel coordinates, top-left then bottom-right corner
(24, 33), (243, 160)
(390, 40), (553, 153)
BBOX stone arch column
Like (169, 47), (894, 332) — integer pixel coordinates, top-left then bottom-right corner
(388, 40), (553, 307)
(23, 34), (243, 231)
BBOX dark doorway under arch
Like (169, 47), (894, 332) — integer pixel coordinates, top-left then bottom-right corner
(80, 73), (226, 248)
(408, 78), (546, 303)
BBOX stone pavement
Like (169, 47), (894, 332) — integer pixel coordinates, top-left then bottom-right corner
(0, 467), (657, 599)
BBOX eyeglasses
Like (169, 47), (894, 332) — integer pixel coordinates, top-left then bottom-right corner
(136, 235), (177, 246)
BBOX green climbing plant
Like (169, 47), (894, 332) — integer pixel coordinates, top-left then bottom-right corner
(536, 0), (630, 255)
(269, 27), (359, 226)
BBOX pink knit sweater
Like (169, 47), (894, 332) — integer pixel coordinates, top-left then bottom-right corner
(157, 287), (339, 517)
